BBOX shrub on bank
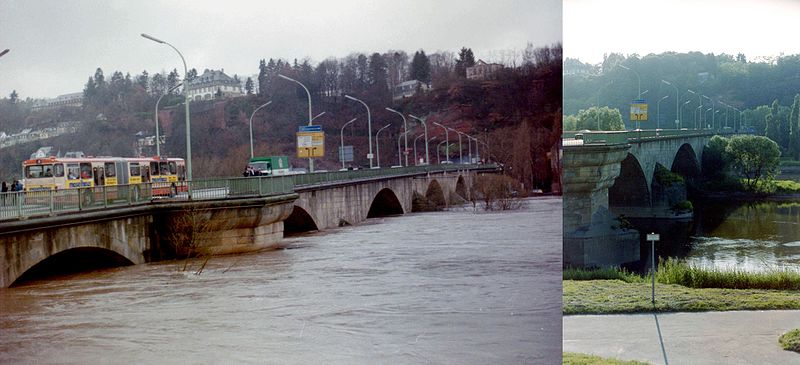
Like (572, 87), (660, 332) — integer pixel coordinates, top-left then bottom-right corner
(780, 329), (800, 353)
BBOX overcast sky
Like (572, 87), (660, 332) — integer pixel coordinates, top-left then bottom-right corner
(565, 0), (800, 64)
(0, 0), (561, 99)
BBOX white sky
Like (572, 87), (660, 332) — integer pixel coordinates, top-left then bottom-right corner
(565, 0), (800, 64)
(0, 0), (561, 99)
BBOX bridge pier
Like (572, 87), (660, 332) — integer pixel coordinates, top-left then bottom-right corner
(562, 144), (639, 267)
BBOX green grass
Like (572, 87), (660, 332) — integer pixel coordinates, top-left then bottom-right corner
(775, 179), (800, 194)
(779, 159), (800, 167)
(563, 280), (800, 314)
(779, 329), (800, 353)
(566, 259), (800, 291)
(563, 352), (651, 365)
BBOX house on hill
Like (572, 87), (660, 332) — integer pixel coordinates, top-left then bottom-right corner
(466, 60), (503, 80)
(393, 80), (430, 100)
(187, 69), (243, 101)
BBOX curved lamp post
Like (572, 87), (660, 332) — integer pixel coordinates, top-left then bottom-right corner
(703, 95), (714, 130)
(680, 100), (692, 129)
(413, 133), (425, 165)
(432, 121), (450, 163)
(248, 101), (272, 158)
(385, 107), (408, 166)
(375, 123), (391, 168)
(657, 95), (669, 130)
(340, 118), (357, 170)
(344, 95), (373, 168)
(154, 82), (183, 157)
(687, 89), (701, 129)
(661, 80), (679, 129)
(278, 74), (316, 172)
(141, 33), (192, 182)
(408, 114), (429, 165)
(397, 130), (410, 166)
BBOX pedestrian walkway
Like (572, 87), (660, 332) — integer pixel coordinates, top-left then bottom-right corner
(563, 310), (800, 365)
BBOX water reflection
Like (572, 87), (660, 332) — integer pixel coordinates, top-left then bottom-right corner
(628, 200), (800, 272)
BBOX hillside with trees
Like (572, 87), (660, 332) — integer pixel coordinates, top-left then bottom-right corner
(0, 43), (561, 192)
(564, 52), (800, 157)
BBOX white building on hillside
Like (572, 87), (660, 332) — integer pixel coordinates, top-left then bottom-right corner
(187, 69), (243, 101)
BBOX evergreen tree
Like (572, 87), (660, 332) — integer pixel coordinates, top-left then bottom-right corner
(765, 99), (780, 143)
(790, 94), (800, 159)
(410, 50), (431, 84)
(455, 47), (475, 78)
(257, 59), (267, 96)
(187, 68), (198, 82)
(367, 52), (388, 94)
(8, 90), (18, 104)
(166, 68), (180, 93)
(245, 77), (254, 95)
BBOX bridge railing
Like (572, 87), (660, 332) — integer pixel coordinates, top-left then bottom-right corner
(565, 129), (735, 145)
(291, 163), (496, 188)
(0, 175), (296, 222)
(0, 164), (494, 221)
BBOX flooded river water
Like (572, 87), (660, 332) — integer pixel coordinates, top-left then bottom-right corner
(0, 197), (562, 364)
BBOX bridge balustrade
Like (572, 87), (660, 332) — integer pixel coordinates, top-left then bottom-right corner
(0, 165), (496, 222)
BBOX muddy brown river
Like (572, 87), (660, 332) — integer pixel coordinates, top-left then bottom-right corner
(0, 197), (562, 364)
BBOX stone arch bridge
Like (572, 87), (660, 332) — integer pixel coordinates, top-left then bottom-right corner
(0, 166), (491, 287)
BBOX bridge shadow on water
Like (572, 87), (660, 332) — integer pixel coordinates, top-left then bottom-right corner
(11, 247), (133, 287)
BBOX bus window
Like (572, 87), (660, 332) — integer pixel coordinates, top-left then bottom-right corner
(130, 163), (140, 177)
(169, 161), (177, 174)
(142, 165), (150, 182)
(178, 165), (185, 181)
(80, 163), (92, 179)
(54, 164), (65, 177)
(160, 162), (169, 175)
(25, 165), (44, 178)
(105, 162), (116, 177)
(67, 164), (80, 179)
(150, 162), (159, 176)
(94, 167), (104, 186)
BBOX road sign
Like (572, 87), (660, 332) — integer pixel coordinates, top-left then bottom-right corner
(367, 153), (374, 159)
(647, 233), (660, 241)
(630, 99), (648, 121)
(339, 145), (354, 162)
(299, 125), (322, 132)
(297, 131), (324, 158)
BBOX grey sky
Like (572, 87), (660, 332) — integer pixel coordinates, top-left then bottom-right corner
(565, 0), (800, 64)
(0, 0), (561, 99)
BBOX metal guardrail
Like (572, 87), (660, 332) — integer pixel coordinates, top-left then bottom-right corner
(291, 163), (495, 188)
(0, 164), (495, 222)
(563, 129), (738, 146)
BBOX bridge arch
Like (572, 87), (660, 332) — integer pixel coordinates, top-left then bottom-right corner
(671, 143), (701, 180)
(425, 179), (447, 209)
(283, 205), (319, 235)
(455, 175), (468, 200)
(12, 246), (134, 286)
(609, 153), (651, 209)
(367, 188), (404, 218)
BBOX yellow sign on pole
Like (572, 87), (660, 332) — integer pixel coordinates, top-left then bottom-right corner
(630, 100), (648, 121)
(296, 131), (325, 158)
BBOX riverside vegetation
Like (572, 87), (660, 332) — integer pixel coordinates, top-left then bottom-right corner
(563, 259), (800, 314)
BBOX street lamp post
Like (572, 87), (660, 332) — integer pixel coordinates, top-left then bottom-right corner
(154, 82), (183, 157)
(409, 114), (429, 165)
(657, 95), (669, 130)
(385, 108), (408, 166)
(340, 118), (357, 170)
(413, 133), (425, 165)
(433, 122), (450, 163)
(618, 64), (641, 98)
(375, 123), (391, 168)
(397, 130), (410, 166)
(344, 95), (373, 168)
(661, 80), (679, 129)
(687, 89), (701, 129)
(695, 105), (703, 130)
(248, 100), (272, 159)
(437, 140), (448, 164)
(141, 33), (192, 183)
(703, 95), (715, 130)
(705, 108), (713, 129)
(680, 100), (692, 129)
(451, 129), (464, 163)
(278, 74), (315, 172)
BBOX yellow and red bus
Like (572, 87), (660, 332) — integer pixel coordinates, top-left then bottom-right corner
(22, 156), (186, 195)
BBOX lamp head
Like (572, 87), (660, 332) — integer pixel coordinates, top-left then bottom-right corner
(141, 33), (165, 44)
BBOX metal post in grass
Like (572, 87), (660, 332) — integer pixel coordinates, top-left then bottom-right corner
(647, 232), (661, 304)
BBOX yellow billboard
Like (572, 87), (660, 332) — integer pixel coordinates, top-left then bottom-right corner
(296, 131), (325, 158)
(630, 100), (648, 121)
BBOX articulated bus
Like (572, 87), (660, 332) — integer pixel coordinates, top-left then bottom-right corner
(22, 156), (186, 196)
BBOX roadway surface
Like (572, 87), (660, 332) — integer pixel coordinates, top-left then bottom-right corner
(563, 310), (800, 364)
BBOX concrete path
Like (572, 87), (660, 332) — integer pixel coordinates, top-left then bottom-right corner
(564, 310), (800, 365)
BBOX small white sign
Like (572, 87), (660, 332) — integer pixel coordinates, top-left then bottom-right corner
(647, 233), (660, 241)
(367, 153), (374, 159)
